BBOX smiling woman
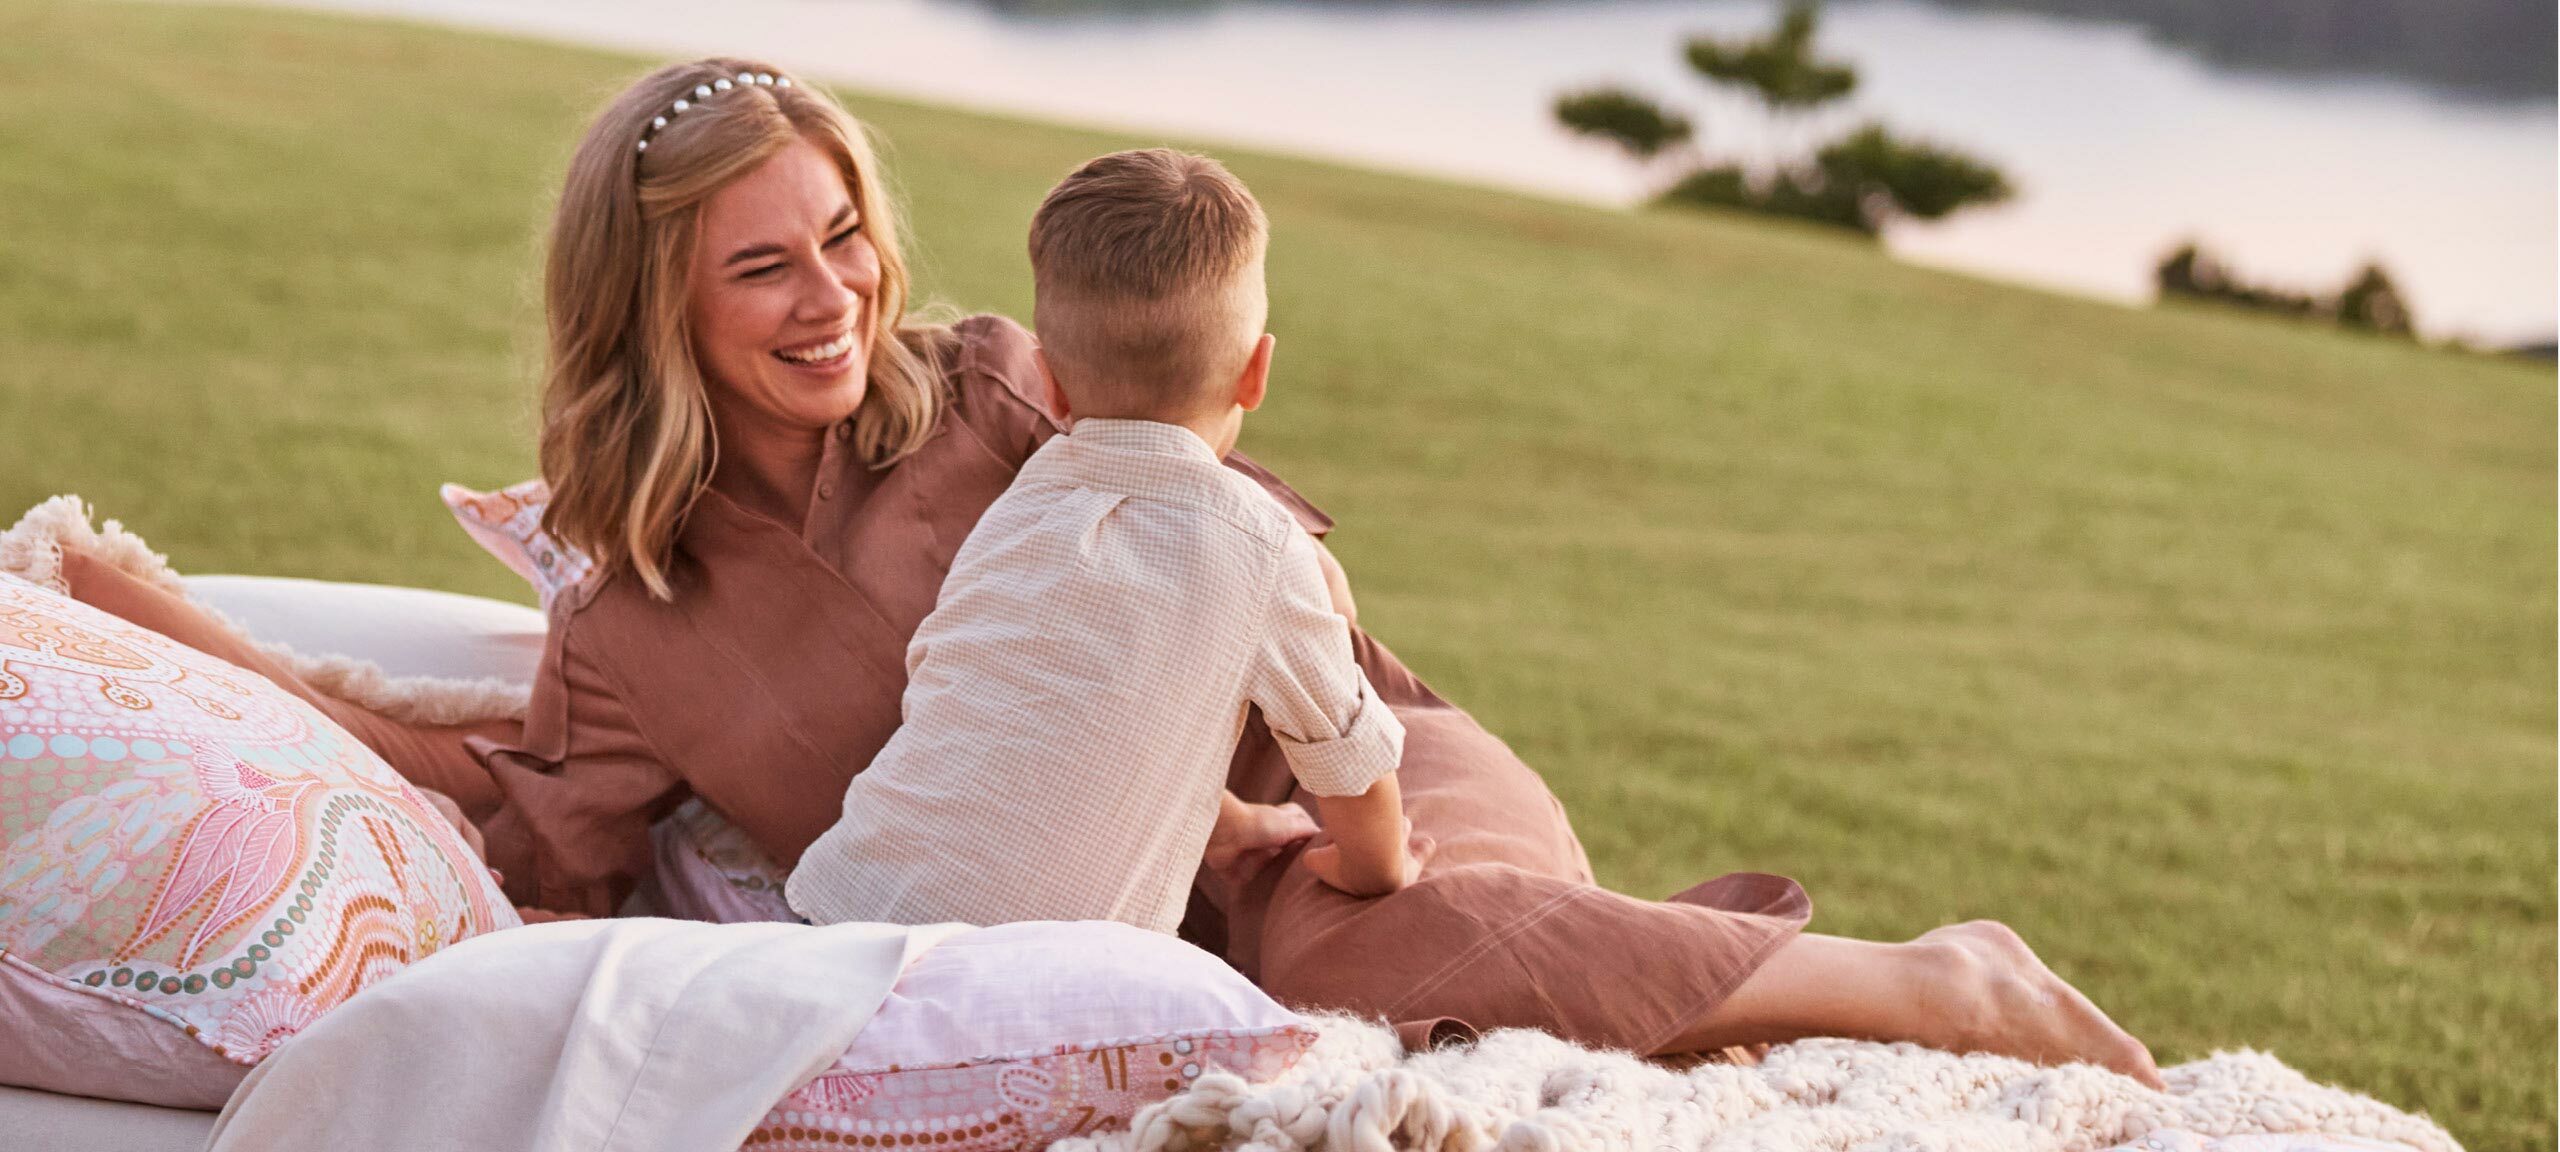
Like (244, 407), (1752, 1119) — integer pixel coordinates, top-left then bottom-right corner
(688, 145), (880, 527)
(535, 60), (948, 602)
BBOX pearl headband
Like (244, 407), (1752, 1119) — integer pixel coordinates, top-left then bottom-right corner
(636, 70), (792, 153)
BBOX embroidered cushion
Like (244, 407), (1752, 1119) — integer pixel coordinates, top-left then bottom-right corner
(0, 573), (520, 1108)
(439, 479), (592, 611)
(753, 921), (1315, 1152)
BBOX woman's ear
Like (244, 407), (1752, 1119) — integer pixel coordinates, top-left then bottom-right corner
(1235, 333), (1276, 412)
(1030, 347), (1073, 423)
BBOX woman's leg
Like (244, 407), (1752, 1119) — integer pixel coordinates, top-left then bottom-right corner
(1666, 922), (2164, 1087)
(1215, 627), (2160, 1084)
(55, 545), (515, 820)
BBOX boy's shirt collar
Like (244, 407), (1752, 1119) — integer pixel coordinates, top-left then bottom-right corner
(1065, 417), (1222, 464)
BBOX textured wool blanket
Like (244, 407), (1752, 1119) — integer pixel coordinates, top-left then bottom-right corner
(1058, 1016), (2458, 1152)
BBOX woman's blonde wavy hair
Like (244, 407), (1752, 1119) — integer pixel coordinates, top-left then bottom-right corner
(539, 58), (949, 601)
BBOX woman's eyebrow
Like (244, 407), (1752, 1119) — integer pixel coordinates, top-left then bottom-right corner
(723, 242), (787, 268)
(721, 205), (858, 268)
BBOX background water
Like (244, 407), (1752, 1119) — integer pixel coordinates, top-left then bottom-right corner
(262, 0), (2557, 344)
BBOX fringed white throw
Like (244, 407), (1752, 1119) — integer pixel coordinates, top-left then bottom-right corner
(1060, 1016), (2457, 1152)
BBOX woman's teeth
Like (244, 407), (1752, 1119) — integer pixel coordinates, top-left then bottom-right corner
(777, 332), (855, 365)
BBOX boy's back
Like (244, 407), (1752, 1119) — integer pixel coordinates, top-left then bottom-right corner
(783, 418), (1400, 932)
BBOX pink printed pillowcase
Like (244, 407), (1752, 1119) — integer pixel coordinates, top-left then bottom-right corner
(750, 921), (1316, 1152)
(639, 797), (800, 924)
(0, 573), (520, 1108)
(439, 479), (592, 610)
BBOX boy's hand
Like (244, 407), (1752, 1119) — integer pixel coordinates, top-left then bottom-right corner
(1204, 793), (1320, 873)
(1301, 819), (1434, 898)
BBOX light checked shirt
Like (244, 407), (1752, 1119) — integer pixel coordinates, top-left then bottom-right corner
(785, 418), (1405, 934)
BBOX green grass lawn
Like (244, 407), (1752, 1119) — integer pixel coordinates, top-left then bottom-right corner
(2, 0), (2551, 1145)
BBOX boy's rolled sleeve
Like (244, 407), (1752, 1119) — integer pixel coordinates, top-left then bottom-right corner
(1251, 532), (1407, 798)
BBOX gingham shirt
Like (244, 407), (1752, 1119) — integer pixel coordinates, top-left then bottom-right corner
(784, 418), (1405, 934)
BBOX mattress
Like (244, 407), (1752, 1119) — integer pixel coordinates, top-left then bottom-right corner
(1, 1083), (215, 1152)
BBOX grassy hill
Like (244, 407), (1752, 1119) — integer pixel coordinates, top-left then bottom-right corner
(1, 1), (2550, 1146)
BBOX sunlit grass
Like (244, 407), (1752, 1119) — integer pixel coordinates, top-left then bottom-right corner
(1, 1), (2550, 1146)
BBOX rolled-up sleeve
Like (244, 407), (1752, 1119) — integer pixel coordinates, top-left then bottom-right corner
(1247, 530), (1405, 797)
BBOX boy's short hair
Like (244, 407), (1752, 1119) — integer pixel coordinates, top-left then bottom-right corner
(1028, 149), (1269, 419)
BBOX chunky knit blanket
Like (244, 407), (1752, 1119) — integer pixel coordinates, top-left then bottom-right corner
(1059, 1016), (2457, 1152)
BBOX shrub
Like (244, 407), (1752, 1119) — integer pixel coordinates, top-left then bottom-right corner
(1555, 1), (2010, 238)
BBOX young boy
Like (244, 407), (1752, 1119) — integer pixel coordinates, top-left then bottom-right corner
(785, 149), (1418, 935)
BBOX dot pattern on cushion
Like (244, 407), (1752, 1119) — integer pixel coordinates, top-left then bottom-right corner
(0, 573), (519, 1071)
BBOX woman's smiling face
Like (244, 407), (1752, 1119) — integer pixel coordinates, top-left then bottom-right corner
(687, 135), (881, 441)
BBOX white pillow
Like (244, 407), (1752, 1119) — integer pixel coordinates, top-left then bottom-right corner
(853, 920), (1305, 1069)
(758, 921), (1314, 1152)
(183, 575), (544, 687)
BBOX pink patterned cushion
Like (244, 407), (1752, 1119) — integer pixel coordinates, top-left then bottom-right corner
(0, 574), (520, 1107)
(439, 479), (592, 610)
(640, 797), (799, 924)
(752, 922), (1315, 1152)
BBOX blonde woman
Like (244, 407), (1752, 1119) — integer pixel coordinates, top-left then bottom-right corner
(60, 59), (2159, 1082)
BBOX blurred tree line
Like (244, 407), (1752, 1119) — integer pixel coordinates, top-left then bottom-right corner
(1554, 1), (2011, 237)
(970, 0), (2551, 103)
(1925, 0), (2553, 102)
(2156, 242), (2415, 338)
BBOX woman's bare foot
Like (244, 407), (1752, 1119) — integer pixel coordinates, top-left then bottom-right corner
(1667, 925), (2163, 1089)
(1907, 920), (2164, 1088)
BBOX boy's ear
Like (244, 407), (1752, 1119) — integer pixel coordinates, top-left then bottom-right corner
(1030, 347), (1073, 423)
(1235, 333), (1276, 413)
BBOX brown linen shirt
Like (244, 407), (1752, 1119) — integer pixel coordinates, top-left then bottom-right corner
(473, 313), (1811, 1055)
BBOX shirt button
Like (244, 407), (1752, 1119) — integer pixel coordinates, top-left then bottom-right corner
(817, 481), (837, 500)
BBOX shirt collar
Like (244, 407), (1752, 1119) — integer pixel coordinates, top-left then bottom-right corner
(1066, 417), (1223, 465)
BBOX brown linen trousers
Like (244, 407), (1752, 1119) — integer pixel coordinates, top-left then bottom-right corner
(473, 315), (1810, 1054)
